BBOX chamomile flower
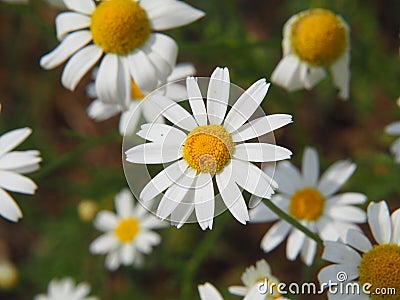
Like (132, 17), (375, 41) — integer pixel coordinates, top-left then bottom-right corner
(125, 67), (293, 230)
(250, 147), (366, 265)
(40, 0), (204, 104)
(0, 128), (41, 222)
(385, 121), (400, 163)
(271, 8), (350, 99)
(87, 63), (195, 136)
(198, 283), (224, 300)
(35, 277), (98, 300)
(89, 188), (166, 271)
(319, 201), (400, 300)
(228, 259), (288, 300)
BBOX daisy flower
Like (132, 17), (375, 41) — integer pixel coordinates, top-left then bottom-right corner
(89, 188), (167, 271)
(125, 67), (293, 230)
(319, 201), (400, 300)
(385, 121), (400, 163)
(40, 0), (204, 104)
(250, 147), (366, 265)
(0, 127), (41, 222)
(271, 8), (350, 99)
(35, 277), (98, 300)
(198, 282), (224, 300)
(228, 259), (288, 299)
(87, 63), (195, 136)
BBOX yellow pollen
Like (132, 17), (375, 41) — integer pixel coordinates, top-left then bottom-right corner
(182, 125), (234, 174)
(289, 188), (325, 221)
(114, 218), (140, 243)
(359, 244), (400, 300)
(90, 0), (151, 55)
(131, 80), (144, 99)
(291, 9), (348, 66)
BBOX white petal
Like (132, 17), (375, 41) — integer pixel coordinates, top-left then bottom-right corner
(127, 49), (158, 93)
(385, 121), (400, 135)
(141, 215), (167, 230)
(260, 220), (291, 252)
(125, 142), (182, 164)
(232, 114), (293, 142)
(302, 66), (327, 90)
(228, 286), (247, 297)
(105, 250), (120, 271)
(391, 208), (400, 245)
(317, 216), (340, 241)
(233, 143), (292, 163)
(72, 282), (90, 299)
(145, 33), (177, 76)
(318, 264), (359, 285)
(345, 229), (372, 253)
(119, 102), (140, 136)
(137, 123), (186, 145)
(198, 282), (224, 300)
(135, 232), (161, 253)
(94, 211), (118, 231)
(0, 170), (37, 195)
(87, 99), (121, 121)
(271, 55), (304, 92)
(11, 163), (41, 174)
(55, 12), (90, 41)
(0, 188), (22, 222)
(224, 79), (270, 132)
(167, 63), (196, 82)
(302, 147), (319, 187)
(61, 44), (102, 91)
(170, 189), (194, 229)
(187, 76), (207, 126)
(331, 51), (350, 100)
(63, 0), (95, 15)
(286, 228), (306, 260)
(207, 67), (230, 125)
(0, 150), (41, 171)
(326, 193), (367, 206)
(272, 161), (304, 195)
(322, 240), (362, 265)
(194, 173), (214, 230)
(40, 30), (92, 70)
(367, 201), (392, 244)
(0, 128), (31, 157)
(115, 189), (134, 218)
(300, 238), (317, 266)
(216, 166), (249, 224)
(141, 100), (165, 124)
(89, 233), (119, 254)
(244, 284), (266, 300)
(120, 244), (134, 265)
(325, 206), (366, 223)
(318, 160), (356, 197)
(249, 196), (286, 223)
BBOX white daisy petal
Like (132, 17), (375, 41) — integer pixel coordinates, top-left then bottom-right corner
(127, 49), (158, 92)
(94, 211), (118, 231)
(170, 189), (195, 229)
(105, 250), (120, 271)
(322, 241), (362, 265)
(318, 264), (359, 285)
(302, 147), (319, 187)
(187, 76), (207, 126)
(61, 44), (102, 91)
(115, 189), (134, 218)
(125, 142), (182, 164)
(326, 193), (367, 206)
(194, 173), (214, 230)
(119, 102), (140, 136)
(0, 151), (41, 171)
(63, 0), (95, 14)
(207, 67), (230, 125)
(0, 170), (37, 195)
(167, 63), (196, 82)
(345, 229), (372, 253)
(0, 188), (22, 222)
(55, 12), (91, 41)
(271, 55), (304, 92)
(317, 216), (340, 241)
(249, 196), (287, 223)
(286, 228), (306, 261)
(137, 123), (187, 145)
(0, 128), (31, 157)
(11, 163), (41, 174)
(385, 121), (400, 135)
(318, 160), (356, 197)
(146, 33), (178, 76)
(391, 208), (400, 245)
(331, 51), (350, 100)
(325, 206), (366, 223)
(302, 66), (327, 90)
(120, 244), (134, 265)
(273, 161), (304, 195)
(224, 79), (270, 132)
(233, 143), (292, 163)
(300, 238), (317, 266)
(367, 201), (392, 245)
(135, 232), (161, 253)
(198, 283), (224, 300)
(260, 220), (291, 253)
(87, 99), (121, 121)
(228, 286), (248, 297)
(89, 233), (119, 254)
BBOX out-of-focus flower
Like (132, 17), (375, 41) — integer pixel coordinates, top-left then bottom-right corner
(87, 63), (195, 136)
(0, 261), (18, 290)
(0, 128), (41, 222)
(35, 277), (98, 300)
(385, 121), (400, 163)
(228, 259), (288, 299)
(250, 147), (366, 265)
(40, 0), (204, 105)
(271, 8), (350, 99)
(90, 188), (167, 271)
(78, 199), (99, 222)
(198, 283), (224, 300)
(319, 201), (400, 300)
(126, 67), (292, 230)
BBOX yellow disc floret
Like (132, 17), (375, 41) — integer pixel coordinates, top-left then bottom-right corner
(183, 125), (234, 174)
(289, 187), (325, 221)
(91, 0), (151, 55)
(291, 9), (348, 66)
(359, 244), (400, 300)
(114, 218), (140, 243)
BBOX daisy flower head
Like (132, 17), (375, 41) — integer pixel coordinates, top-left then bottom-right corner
(385, 121), (400, 163)
(319, 201), (400, 300)
(250, 147), (367, 265)
(35, 277), (98, 300)
(228, 259), (288, 300)
(87, 63), (196, 136)
(271, 8), (350, 99)
(0, 127), (41, 222)
(40, 0), (205, 104)
(89, 188), (167, 271)
(124, 66), (293, 230)
(198, 282), (224, 300)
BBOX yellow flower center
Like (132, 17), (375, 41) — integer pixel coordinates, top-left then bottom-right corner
(291, 9), (348, 66)
(114, 218), (140, 243)
(359, 244), (400, 300)
(182, 125), (234, 174)
(131, 79), (144, 99)
(90, 0), (151, 55)
(289, 188), (325, 221)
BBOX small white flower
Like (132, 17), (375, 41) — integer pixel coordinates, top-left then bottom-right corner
(198, 282), (224, 300)
(319, 201), (400, 300)
(125, 66), (293, 230)
(40, 0), (204, 105)
(90, 188), (166, 271)
(228, 259), (288, 300)
(250, 147), (366, 265)
(271, 8), (350, 99)
(35, 277), (98, 300)
(385, 121), (400, 163)
(87, 63), (196, 136)
(0, 127), (41, 222)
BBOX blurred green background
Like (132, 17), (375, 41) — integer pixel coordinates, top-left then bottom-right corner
(0, 0), (399, 299)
